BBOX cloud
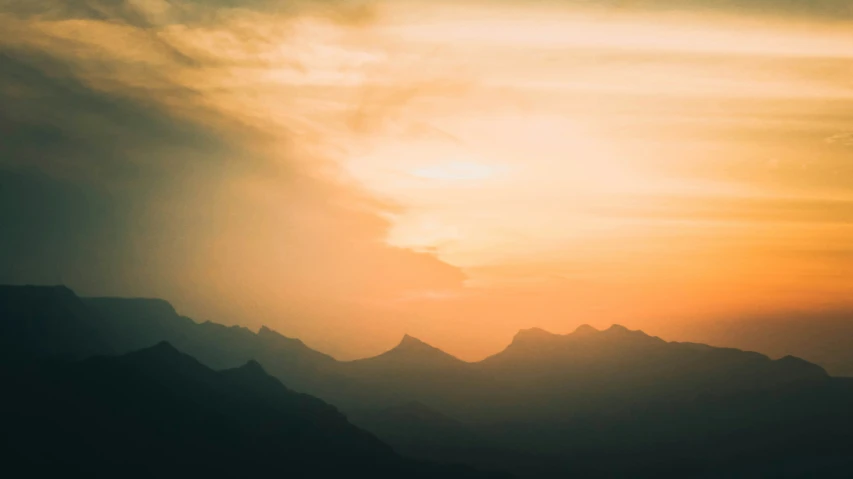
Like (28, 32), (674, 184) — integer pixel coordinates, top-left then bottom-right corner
(3, 0), (851, 360)
(0, 0), (466, 358)
(826, 131), (853, 147)
(594, 195), (853, 225)
(598, 0), (853, 19)
(0, 50), (226, 182)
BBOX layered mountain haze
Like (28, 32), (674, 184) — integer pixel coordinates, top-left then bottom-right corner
(0, 285), (114, 361)
(5, 285), (836, 412)
(663, 312), (853, 377)
(4, 0), (853, 476)
(85, 294), (341, 394)
(17, 286), (823, 413)
(352, 334), (467, 370)
(4, 284), (853, 477)
(2, 340), (502, 478)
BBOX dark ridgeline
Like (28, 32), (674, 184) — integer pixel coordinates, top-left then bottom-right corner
(0, 285), (114, 361)
(0, 286), (505, 479)
(1, 344), (503, 478)
(84, 296), (340, 393)
(3, 284), (853, 478)
(663, 312), (853, 377)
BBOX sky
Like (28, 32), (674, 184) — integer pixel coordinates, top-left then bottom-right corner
(1, 0), (852, 359)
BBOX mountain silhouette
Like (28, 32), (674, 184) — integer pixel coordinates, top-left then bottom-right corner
(2, 341), (506, 479)
(84, 294), (338, 393)
(348, 334), (469, 371)
(347, 400), (557, 478)
(351, 400), (480, 447)
(2, 286), (834, 411)
(480, 322), (826, 389)
(4, 285), (853, 477)
(57, 289), (830, 412)
(0, 285), (113, 361)
(664, 312), (853, 377)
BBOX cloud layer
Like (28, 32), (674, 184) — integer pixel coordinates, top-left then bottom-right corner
(2, 0), (852, 359)
(0, 0), (469, 357)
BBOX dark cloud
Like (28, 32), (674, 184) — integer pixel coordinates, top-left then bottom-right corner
(0, 0), (465, 352)
(0, 47), (233, 294)
(0, 51), (226, 181)
(0, 0), (376, 26)
(589, 0), (853, 19)
(4, 0), (846, 358)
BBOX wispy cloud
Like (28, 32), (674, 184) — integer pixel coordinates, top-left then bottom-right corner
(826, 131), (853, 147)
(0, 0), (471, 358)
(2, 0), (852, 359)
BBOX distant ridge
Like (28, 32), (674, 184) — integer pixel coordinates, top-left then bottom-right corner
(573, 324), (599, 335)
(3, 284), (853, 477)
(3, 285), (843, 376)
(1, 285), (831, 375)
(4, 340), (502, 478)
(510, 327), (558, 344)
(347, 334), (468, 371)
(664, 313), (853, 377)
(0, 284), (114, 361)
(1, 285), (831, 389)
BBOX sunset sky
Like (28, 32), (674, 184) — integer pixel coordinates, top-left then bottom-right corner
(1, 0), (852, 359)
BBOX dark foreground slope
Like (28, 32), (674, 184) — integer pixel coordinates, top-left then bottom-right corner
(0, 343), (505, 479)
(0, 285), (113, 361)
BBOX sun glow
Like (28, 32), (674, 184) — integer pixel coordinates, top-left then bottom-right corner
(410, 161), (498, 181)
(329, 2), (853, 323)
(2, 0), (852, 359)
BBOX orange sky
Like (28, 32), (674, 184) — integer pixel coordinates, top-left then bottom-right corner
(2, 0), (852, 360)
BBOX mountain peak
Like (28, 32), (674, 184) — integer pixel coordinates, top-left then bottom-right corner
(219, 358), (278, 382)
(398, 334), (429, 348)
(259, 325), (292, 339)
(233, 359), (270, 378)
(136, 340), (183, 357)
(118, 341), (208, 373)
(774, 355), (829, 378)
(602, 324), (659, 339)
(352, 334), (464, 367)
(602, 324), (650, 338)
(391, 334), (446, 355)
(512, 327), (559, 344)
(596, 325), (666, 348)
(242, 359), (265, 370)
(573, 324), (599, 335)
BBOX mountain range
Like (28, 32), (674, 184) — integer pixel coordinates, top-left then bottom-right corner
(1, 340), (501, 478)
(661, 312), (853, 377)
(3, 284), (853, 478)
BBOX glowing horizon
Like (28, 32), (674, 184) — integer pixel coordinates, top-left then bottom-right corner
(1, 0), (852, 360)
